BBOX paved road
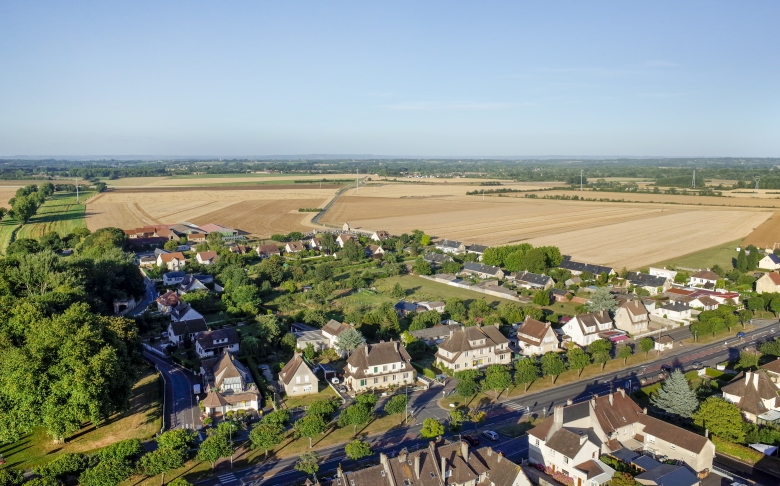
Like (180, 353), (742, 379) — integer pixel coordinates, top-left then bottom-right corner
(144, 352), (203, 431)
(129, 276), (157, 317)
(194, 319), (779, 486)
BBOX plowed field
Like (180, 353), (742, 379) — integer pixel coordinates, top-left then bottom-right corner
(741, 211), (780, 249)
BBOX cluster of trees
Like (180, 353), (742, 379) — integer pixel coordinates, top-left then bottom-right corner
(481, 244), (563, 274)
(455, 365), (513, 398)
(690, 306), (743, 337)
(2, 183), (55, 224)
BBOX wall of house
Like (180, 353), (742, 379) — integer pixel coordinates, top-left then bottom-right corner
(436, 344), (511, 371)
(641, 434), (714, 473)
(756, 276), (780, 294)
(613, 310), (649, 334)
(285, 368), (318, 396)
(347, 370), (415, 392)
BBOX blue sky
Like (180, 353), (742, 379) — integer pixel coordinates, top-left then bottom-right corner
(0, 1), (778, 157)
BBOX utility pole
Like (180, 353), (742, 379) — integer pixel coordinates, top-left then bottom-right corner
(356, 168), (359, 195)
(691, 169), (696, 189)
(75, 177), (79, 203)
(580, 170), (583, 191)
(755, 176), (760, 193)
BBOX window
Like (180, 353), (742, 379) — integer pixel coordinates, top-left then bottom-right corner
(465, 351), (469, 357)
(373, 366), (378, 373)
(393, 374), (397, 381)
(304, 375), (309, 383)
(647, 435), (655, 443)
(296, 376), (301, 384)
(500, 354), (505, 360)
(670, 445), (675, 450)
(563, 457), (569, 464)
(303, 385), (312, 392)
(383, 365), (388, 372)
(383, 376), (388, 383)
(392, 363), (397, 370)
(360, 379), (366, 386)
(374, 378), (378, 384)
(535, 439), (540, 446)
(293, 387), (297, 393)
(455, 364), (460, 370)
(403, 372), (409, 379)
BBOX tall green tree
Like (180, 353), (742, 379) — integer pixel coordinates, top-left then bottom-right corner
(196, 434), (233, 470)
(249, 422), (286, 458)
(617, 345), (633, 364)
(693, 397), (745, 443)
(138, 448), (186, 485)
(514, 357), (539, 391)
(335, 327), (365, 356)
(639, 337), (655, 356)
(420, 418), (444, 439)
(345, 440), (372, 460)
(482, 365), (512, 399)
(384, 394), (408, 423)
(338, 403), (373, 434)
(586, 287), (618, 312)
(294, 414), (327, 448)
(737, 350), (760, 370)
(294, 451), (319, 476)
(541, 352), (565, 384)
(567, 347), (591, 377)
(650, 370), (699, 419)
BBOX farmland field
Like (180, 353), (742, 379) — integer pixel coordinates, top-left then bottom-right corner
(16, 191), (93, 240)
(741, 211), (780, 249)
(0, 218), (20, 253)
(0, 188), (18, 208)
(320, 191), (772, 269)
(651, 239), (741, 270)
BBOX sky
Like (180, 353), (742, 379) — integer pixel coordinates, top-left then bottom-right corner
(0, 1), (778, 157)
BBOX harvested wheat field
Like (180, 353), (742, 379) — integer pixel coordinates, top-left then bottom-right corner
(741, 211), (780, 249)
(321, 195), (772, 269)
(140, 173), (368, 187)
(352, 182), (559, 198)
(0, 188), (18, 208)
(86, 187), (336, 235)
(510, 189), (780, 208)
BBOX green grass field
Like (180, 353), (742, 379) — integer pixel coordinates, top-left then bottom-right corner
(651, 238), (741, 270)
(0, 217), (21, 254)
(0, 370), (161, 471)
(15, 191), (93, 241)
(344, 275), (506, 308)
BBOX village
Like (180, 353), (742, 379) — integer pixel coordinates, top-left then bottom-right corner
(120, 218), (780, 486)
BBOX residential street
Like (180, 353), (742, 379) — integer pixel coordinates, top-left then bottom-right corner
(144, 352), (202, 431)
(189, 319), (778, 486)
(128, 276), (157, 317)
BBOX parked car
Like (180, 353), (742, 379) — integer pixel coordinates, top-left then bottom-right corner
(332, 377), (340, 385)
(692, 361), (703, 369)
(736, 332), (747, 339)
(482, 430), (499, 441)
(462, 435), (480, 446)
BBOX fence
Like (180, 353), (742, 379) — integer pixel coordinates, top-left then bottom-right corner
(419, 275), (522, 302)
(143, 342), (167, 358)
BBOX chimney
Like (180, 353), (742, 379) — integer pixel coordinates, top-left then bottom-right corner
(705, 429), (709, 438)
(494, 322), (500, 329)
(395, 341), (399, 352)
(643, 407), (648, 415)
(337, 466), (344, 479)
(414, 454), (421, 479)
(365, 344), (369, 356)
(441, 456), (447, 479)
(609, 393), (613, 405)
(619, 388), (626, 397)
(753, 372), (760, 389)
(380, 453), (389, 468)
(399, 448), (408, 463)
(745, 371), (752, 385)
(554, 406), (563, 426)
(487, 447), (493, 457)
(497, 452), (503, 463)
(461, 440), (469, 461)
(567, 398), (573, 406)
(591, 397), (597, 408)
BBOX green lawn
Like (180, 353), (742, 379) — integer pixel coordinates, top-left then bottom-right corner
(0, 369), (161, 471)
(651, 238), (741, 270)
(16, 191), (94, 240)
(345, 275), (506, 308)
(283, 384), (338, 409)
(0, 217), (21, 253)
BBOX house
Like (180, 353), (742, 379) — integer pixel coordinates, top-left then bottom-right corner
(559, 257), (614, 277)
(285, 241), (305, 253)
(163, 271), (187, 286)
(199, 223), (241, 241)
(419, 301), (446, 312)
(279, 353), (319, 396)
(344, 341), (416, 392)
(688, 270), (719, 288)
(324, 441), (532, 486)
(561, 310), (613, 347)
(196, 251), (218, 265)
(465, 243), (489, 260)
(648, 267), (678, 281)
(189, 233), (208, 243)
(321, 319), (353, 356)
(636, 463), (700, 486)
(255, 243), (281, 258)
(423, 252), (454, 268)
(676, 295), (719, 311)
(435, 323), (511, 371)
(371, 230), (390, 242)
(516, 317), (559, 356)
(655, 335), (674, 351)
(228, 244), (250, 255)
(394, 301), (426, 317)
(721, 370), (780, 423)
(178, 275), (209, 295)
(200, 351), (260, 417)
(758, 253), (780, 270)
(565, 276), (583, 287)
(409, 322), (462, 345)
(367, 244), (385, 256)
(195, 328), (240, 358)
(652, 302), (691, 321)
(528, 389), (715, 478)
(513, 271), (554, 290)
(295, 329), (330, 353)
(613, 300), (650, 335)
(306, 237), (322, 250)
(756, 272), (780, 294)
(762, 358), (780, 381)
(551, 289), (574, 303)
(157, 252), (186, 271)
(167, 318), (209, 345)
(625, 272), (670, 295)
(435, 239), (465, 254)
(156, 290), (180, 314)
(138, 255), (157, 268)
(170, 302), (205, 323)
(461, 261), (504, 279)
(336, 234), (355, 248)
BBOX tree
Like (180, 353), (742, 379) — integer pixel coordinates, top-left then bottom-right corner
(617, 345), (633, 364)
(514, 357), (540, 391)
(391, 283), (406, 298)
(342, 239), (364, 262)
(609, 472), (640, 486)
(196, 433), (233, 470)
(12, 195), (37, 223)
(384, 394), (408, 423)
(339, 403), (372, 434)
(306, 399), (338, 419)
(294, 414), (327, 448)
(79, 460), (133, 486)
(759, 338), (780, 357)
(770, 298), (780, 317)
(650, 370), (699, 419)
(586, 287), (618, 312)
(0, 469), (24, 486)
(163, 240), (179, 251)
(139, 447), (186, 485)
(541, 352), (565, 383)
(589, 339), (612, 370)
(345, 440), (372, 460)
(567, 347), (591, 377)
(157, 429), (197, 451)
(262, 409), (291, 426)
(482, 365), (512, 399)
(249, 422), (286, 458)
(532, 290), (551, 306)
(420, 418), (444, 439)
(335, 327), (365, 356)
(294, 451), (319, 476)
(445, 298), (468, 322)
(168, 479), (192, 486)
(693, 397), (745, 443)
(639, 337), (655, 356)
(747, 296), (764, 312)
(412, 258), (432, 276)
(737, 350), (760, 370)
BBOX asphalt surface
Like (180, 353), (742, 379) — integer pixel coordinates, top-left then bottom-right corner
(129, 276), (157, 317)
(144, 351), (203, 431)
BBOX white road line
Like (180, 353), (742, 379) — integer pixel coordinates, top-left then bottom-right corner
(218, 473), (238, 483)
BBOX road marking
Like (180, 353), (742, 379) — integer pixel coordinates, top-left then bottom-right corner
(218, 473), (238, 484)
(504, 401), (525, 410)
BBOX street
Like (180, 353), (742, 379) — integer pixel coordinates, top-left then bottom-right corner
(185, 318), (778, 486)
(129, 276), (157, 317)
(144, 352), (203, 431)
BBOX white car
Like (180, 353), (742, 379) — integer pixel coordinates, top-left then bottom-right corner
(482, 430), (499, 441)
(331, 377), (340, 385)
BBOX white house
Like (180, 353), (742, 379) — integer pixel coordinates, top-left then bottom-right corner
(759, 253), (780, 270)
(648, 266), (678, 281)
(195, 328), (240, 358)
(167, 318), (208, 345)
(163, 271), (186, 286)
(285, 241), (306, 253)
(652, 301), (692, 321)
(336, 234), (355, 248)
(200, 352), (260, 417)
(195, 251), (218, 265)
(170, 302), (205, 323)
(371, 231), (390, 242)
(561, 310), (613, 347)
(721, 370), (780, 423)
(688, 270), (719, 288)
(157, 252), (186, 271)
(516, 317), (559, 356)
(435, 239), (465, 254)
